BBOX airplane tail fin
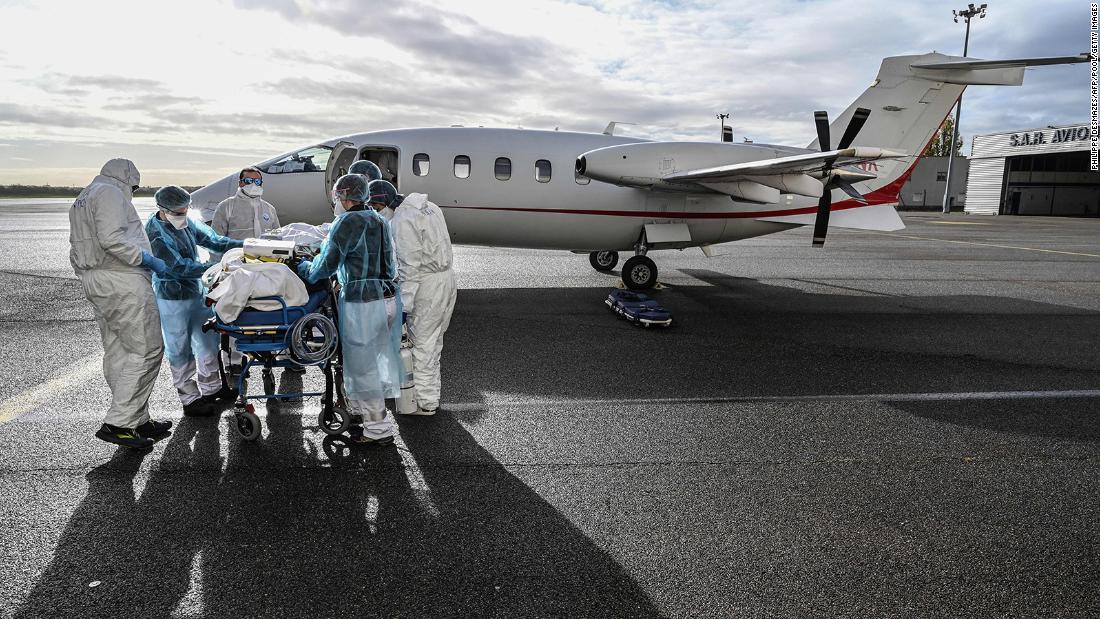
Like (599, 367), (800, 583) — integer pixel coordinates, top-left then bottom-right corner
(807, 52), (1089, 202)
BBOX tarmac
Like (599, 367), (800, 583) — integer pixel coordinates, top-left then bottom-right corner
(1, 199), (1099, 617)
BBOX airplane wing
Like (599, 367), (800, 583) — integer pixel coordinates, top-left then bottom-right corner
(664, 147), (906, 183)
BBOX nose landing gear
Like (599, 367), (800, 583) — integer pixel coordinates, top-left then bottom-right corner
(588, 250), (619, 272)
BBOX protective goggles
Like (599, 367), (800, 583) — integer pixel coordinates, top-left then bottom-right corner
(240, 177), (263, 186)
(368, 192), (390, 204)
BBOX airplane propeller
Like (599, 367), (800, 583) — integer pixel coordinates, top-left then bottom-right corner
(812, 106), (871, 247)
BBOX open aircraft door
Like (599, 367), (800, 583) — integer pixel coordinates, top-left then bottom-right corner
(325, 141), (357, 199)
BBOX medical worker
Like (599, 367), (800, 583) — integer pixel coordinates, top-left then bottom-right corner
(211, 166), (282, 373)
(146, 186), (244, 416)
(297, 174), (402, 444)
(348, 159), (382, 182)
(69, 158), (171, 449)
(211, 167), (281, 242)
(385, 186), (457, 416)
(364, 180), (401, 318)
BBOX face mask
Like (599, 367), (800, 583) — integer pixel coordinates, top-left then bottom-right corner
(380, 206), (394, 220)
(241, 184), (263, 198)
(332, 199), (346, 217)
(166, 213), (189, 230)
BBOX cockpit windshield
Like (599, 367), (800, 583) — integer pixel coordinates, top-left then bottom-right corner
(258, 145), (332, 174)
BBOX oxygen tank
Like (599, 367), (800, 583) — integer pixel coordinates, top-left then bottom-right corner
(396, 341), (416, 415)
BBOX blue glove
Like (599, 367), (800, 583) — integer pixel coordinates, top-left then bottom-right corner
(296, 259), (312, 280)
(140, 251), (168, 275)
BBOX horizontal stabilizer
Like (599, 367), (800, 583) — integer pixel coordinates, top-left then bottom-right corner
(756, 203), (904, 232)
(910, 53), (1090, 85)
(910, 53), (1090, 70)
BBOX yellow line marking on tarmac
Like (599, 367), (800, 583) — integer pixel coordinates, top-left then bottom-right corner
(874, 232), (1100, 258)
(0, 355), (101, 425)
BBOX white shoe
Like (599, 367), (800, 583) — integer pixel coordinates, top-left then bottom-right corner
(400, 405), (436, 416)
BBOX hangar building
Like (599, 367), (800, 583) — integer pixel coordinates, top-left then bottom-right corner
(964, 123), (1099, 217)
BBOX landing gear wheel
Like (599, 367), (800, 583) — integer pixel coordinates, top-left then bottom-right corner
(589, 250), (619, 272)
(262, 369), (275, 396)
(236, 411), (261, 441)
(318, 406), (351, 436)
(622, 255), (658, 290)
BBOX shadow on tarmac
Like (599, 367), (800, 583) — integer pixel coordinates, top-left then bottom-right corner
(16, 408), (662, 616)
(15, 273), (1100, 616)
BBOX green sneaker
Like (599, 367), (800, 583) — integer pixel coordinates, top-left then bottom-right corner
(95, 424), (155, 449)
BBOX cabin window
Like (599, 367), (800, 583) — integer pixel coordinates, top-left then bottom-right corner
(412, 153), (430, 176)
(535, 159), (552, 183)
(495, 157), (511, 181)
(259, 145), (332, 174)
(575, 168), (591, 185)
(454, 155), (471, 179)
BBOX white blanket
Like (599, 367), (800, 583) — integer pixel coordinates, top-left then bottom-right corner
(205, 257), (308, 323)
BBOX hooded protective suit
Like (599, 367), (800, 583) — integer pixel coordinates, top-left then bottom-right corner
(146, 215), (242, 405)
(299, 207), (402, 440)
(389, 193), (457, 412)
(69, 159), (164, 429)
(211, 187), (281, 242)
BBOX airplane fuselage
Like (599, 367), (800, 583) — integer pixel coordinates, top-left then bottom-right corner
(191, 127), (829, 252)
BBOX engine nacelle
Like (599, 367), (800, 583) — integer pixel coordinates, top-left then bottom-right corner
(577, 142), (797, 192)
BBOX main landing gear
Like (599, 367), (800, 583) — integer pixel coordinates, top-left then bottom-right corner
(588, 246), (658, 290)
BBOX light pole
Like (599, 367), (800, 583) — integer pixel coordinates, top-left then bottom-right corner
(717, 113), (731, 142)
(941, 3), (987, 214)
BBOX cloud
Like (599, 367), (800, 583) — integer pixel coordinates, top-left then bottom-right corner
(234, 0), (554, 78)
(0, 103), (110, 129)
(0, 0), (1089, 185)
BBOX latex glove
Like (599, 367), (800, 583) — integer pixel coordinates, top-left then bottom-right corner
(140, 251), (168, 275)
(296, 259), (313, 280)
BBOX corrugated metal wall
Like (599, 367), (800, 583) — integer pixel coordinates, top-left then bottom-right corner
(965, 124), (1089, 215)
(963, 159), (1005, 215)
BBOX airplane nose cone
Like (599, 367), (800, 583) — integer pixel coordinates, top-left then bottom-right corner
(575, 156), (586, 176)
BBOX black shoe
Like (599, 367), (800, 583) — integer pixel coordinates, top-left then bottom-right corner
(183, 399), (216, 417)
(136, 419), (172, 440)
(204, 385), (238, 403)
(95, 424), (155, 450)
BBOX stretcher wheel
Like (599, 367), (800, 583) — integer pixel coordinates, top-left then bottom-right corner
(236, 411), (261, 441)
(318, 406), (350, 436)
(262, 369), (276, 396)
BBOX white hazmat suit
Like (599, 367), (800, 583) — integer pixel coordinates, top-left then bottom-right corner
(390, 193), (457, 412)
(69, 159), (164, 429)
(211, 187), (281, 242)
(211, 187), (282, 367)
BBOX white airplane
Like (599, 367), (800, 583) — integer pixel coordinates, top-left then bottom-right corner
(191, 51), (1088, 289)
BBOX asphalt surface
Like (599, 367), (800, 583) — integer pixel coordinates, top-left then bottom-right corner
(1, 199), (1099, 617)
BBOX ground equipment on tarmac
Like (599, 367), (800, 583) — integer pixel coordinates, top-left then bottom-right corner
(605, 290), (673, 328)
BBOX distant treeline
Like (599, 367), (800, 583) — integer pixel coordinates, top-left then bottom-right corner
(0, 185), (201, 198)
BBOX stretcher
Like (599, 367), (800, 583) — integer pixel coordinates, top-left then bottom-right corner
(208, 288), (350, 440)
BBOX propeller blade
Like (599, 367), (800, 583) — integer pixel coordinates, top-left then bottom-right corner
(834, 178), (867, 204)
(812, 192), (831, 247)
(814, 111), (830, 152)
(836, 107), (871, 150)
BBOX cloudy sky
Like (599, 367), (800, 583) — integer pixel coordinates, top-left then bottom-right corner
(0, 0), (1090, 186)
